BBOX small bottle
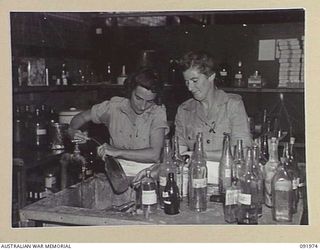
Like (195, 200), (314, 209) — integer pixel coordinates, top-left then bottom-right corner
(172, 136), (184, 199)
(264, 137), (279, 207)
(105, 62), (112, 84)
(158, 139), (174, 208)
(141, 169), (158, 217)
(45, 171), (57, 193)
(234, 61), (244, 87)
(61, 63), (69, 86)
(272, 157), (294, 222)
(13, 106), (24, 144)
(85, 150), (95, 178)
(260, 134), (269, 165)
(117, 65), (127, 85)
(217, 63), (230, 87)
(33, 108), (48, 148)
(189, 132), (208, 212)
(168, 59), (178, 85)
(237, 148), (260, 225)
(219, 133), (233, 196)
(163, 173), (180, 215)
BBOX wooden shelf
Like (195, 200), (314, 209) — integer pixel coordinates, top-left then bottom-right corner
(221, 87), (304, 93)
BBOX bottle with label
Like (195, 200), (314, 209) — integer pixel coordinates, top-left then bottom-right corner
(271, 157), (294, 222)
(264, 137), (279, 207)
(219, 133), (233, 196)
(33, 108), (48, 148)
(234, 61), (245, 87)
(217, 63), (230, 87)
(189, 132), (208, 212)
(252, 144), (265, 217)
(172, 136), (184, 199)
(233, 139), (246, 182)
(289, 137), (303, 199)
(237, 148), (260, 224)
(13, 106), (24, 144)
(117, 65), (127, 85)
(158, 139), (174, 208)
(61, 63), (69, 86)
(163, 173), (180, 215)
(141, 169), (158, 217)
(283, 142), (299, 213)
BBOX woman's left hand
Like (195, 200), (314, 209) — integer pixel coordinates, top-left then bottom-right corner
(97, 143), (120, 159)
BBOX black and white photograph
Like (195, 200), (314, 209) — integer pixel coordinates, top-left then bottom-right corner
(10, 9), (308, 230)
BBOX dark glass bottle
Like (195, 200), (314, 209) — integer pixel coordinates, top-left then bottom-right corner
(105, 62), (112, 84)
(260, 134), (269, 165)
(219, 133), (233, 195)
(13, 106), (24, 144)
(233, 61), (245, 87)
(32, 108), (48, 148)
(141, 169), (158, 217)
(189, 132), (208, 212)
(237, 148), (260, 225)
(158, 139), (174, 208)
(172, 136), (184, 199)
(271, 157), (294, 222)
(163, 173), (180, 215)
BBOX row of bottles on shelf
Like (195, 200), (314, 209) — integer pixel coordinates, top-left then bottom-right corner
(138, 130), (303, 223)
(13, 104), (59, 148)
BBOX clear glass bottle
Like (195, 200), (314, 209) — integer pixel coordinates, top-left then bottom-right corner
(237, 148), (260, 224)
(257, 136), (268, 166)
(189, 132), (208, 212)
(264, 137), (279, 207)
(33, 108), (48, 148)
(272, 157), (294, 222)
(172, 136), (184, 199)
(163, 173), (180, 215)
(252, 144), (265, 217)
(283, 142), (299, 214)
(141, 169), (158, 217)
(219, 133), (233, 195)
(158, 139), (174, 208)
(233, 139), (246, 182)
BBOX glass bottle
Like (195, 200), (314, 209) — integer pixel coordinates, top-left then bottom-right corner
(163, 173), (180, 215)
(234, 60), (244, 87)
(61, 63), (69, 86)
(219, 133), (233, 195)
(158, 139), (174, 208)
(260, 134), (269, 165)
(33, 108), (48, 148)
(141, 169), (158, 217)
(261, 109), (268, 136)
(117, 65), (127, 85)
(252, 144), (265, 217)
(168, 59), (178, 85)
(233, 139), (246, 182)
(272, 157), (294, 222)
(189, 132), (208, 212)
(13, 106), (23, 144)
(289, 137), (303, 199)
(172, 136), (184, 199)
(105, 62), (112, 84)
(283, 142), (299, 214)
(237, 148), (260, 224)
(264, 137), (279, 207)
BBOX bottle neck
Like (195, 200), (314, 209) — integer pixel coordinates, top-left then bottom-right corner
(222, 135), (232, 159)
(173, 137), (181, 158)
(163, 142), (172, 164)
(234, 140), (244, 160)
(269, 141), (279, 162)
(245, 149), (253, 173)
(193, 133), (205, 161)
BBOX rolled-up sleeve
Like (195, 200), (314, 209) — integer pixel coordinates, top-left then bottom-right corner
(174, 106), (188, 148)
(228, 98), (252, 148)
(150, 105), (170, 135)
(91, 100), (111, 124)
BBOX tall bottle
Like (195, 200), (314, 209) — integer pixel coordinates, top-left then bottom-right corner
(189, 132), (208, 212)
(141, 169), (158, 217)
(272, 157), (294, 222)
(264, 137), (279, 207)
(289, 137), (303, 199)
(219, 133), (233, 195)
(283, 142), (299, 213)
(252, 144), (265, 217)
(32, 108), (48, 148)
(163, 173), (180, 215)
(172, 136), (184, 199)
(158, 139), (174, 208)
(233, 139), (246, 182)
(237, 148), (260, 224)
(260, 134), (269, 165)
(13, 106), (24, 144)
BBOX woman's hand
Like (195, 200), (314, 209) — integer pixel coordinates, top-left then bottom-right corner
(68, 128), (88, 143)
(97, 143), (120, 159)
(131, 163), (160, 187)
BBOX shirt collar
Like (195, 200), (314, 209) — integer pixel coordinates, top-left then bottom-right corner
(119, 98), (156, 119)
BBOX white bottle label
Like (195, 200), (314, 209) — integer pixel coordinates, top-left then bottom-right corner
(45, 176), (56, 188)
(183, 168), (189, 197)
(235, 73), (242, 79)
(192, 178), (207, 188)
(292, 179), (298, 190)
(162, 191), (169, 198)
(159, 176), (167, 187)
(142, 190), (157, 205)
(220, 71), (227, 76)
(225, 189), (240, 206)
(275, 181), (291, 191)
(238, 193), (251, 205)
(225, 169), (231, 178)
(36, 128), (47, 135)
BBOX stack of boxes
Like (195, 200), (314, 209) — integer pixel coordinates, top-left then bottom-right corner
(276, 37), (304, 88)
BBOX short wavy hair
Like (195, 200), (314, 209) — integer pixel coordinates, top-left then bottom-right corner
(124, 67), (163, 105)
(179, 51), (216, 77)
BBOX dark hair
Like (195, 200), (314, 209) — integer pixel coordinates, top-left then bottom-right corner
(179, 51), (216, 77)
(124, 67), (163, 105)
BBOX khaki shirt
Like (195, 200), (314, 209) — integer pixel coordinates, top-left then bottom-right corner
(175, 89), (252, 152)
(91, 97), (169, 149)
